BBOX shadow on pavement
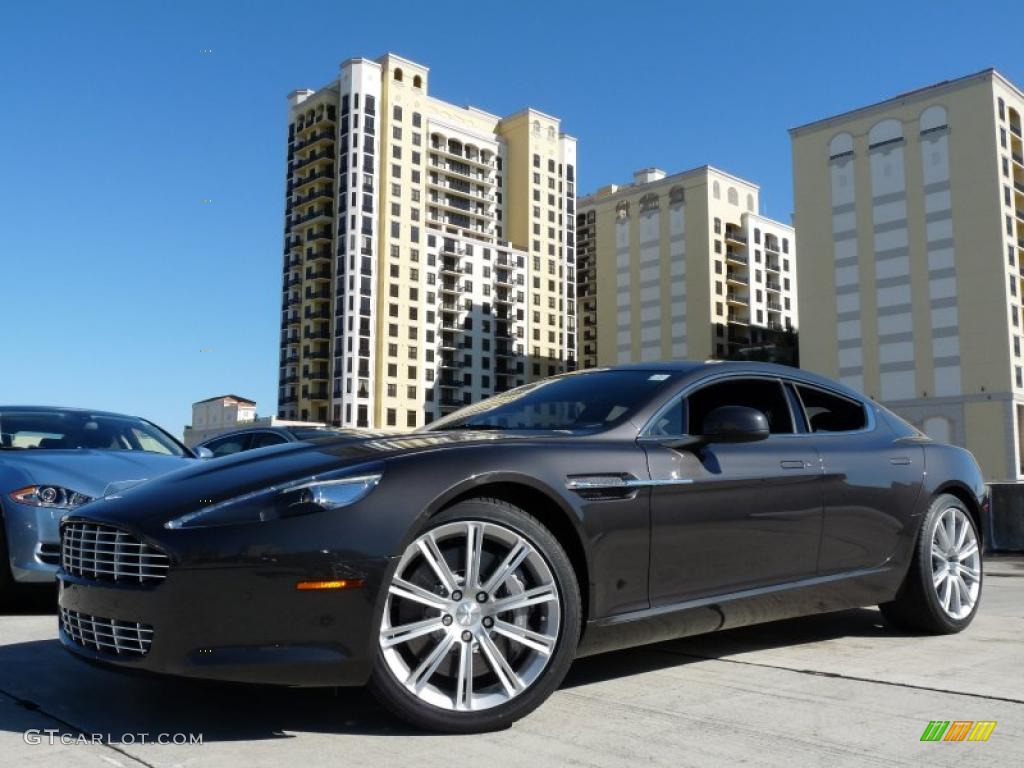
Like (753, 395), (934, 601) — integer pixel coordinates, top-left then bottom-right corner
(564, 606), (907, 688)
(0, 584), (57, 616)
(0, 606), (913, 740)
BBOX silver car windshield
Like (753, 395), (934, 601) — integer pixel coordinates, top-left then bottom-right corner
(0, 410), (186, 457)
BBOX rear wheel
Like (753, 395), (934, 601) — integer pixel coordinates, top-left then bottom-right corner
(369, 498), (580, 733)
(880, 493), (982, 634)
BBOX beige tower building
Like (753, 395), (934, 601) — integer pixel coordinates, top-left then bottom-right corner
(279, 54), (577, 429)
(577, 166), (798, 369)
(791, 69), (1024, 481)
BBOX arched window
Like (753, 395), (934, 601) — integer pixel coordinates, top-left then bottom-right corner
(727, 187), (738, 205)
(639, 193), (659, 212)
(394, 68), (404, 83)
(413, 74), (422, 89)
(532, 120), (541, 136)
(829, 132), (854, 159)
(712, 180), (721, 199)
(746, 193), (754, 212)
(615, 200), (630, 219)
(868, 118), (903, 148)
(920, 105), (948, 133)
(669, 185), (685, 204)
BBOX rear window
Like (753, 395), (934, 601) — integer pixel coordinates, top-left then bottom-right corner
(795, 385), (867, 432)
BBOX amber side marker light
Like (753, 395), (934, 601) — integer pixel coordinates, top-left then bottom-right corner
(295, 579), (365, 591)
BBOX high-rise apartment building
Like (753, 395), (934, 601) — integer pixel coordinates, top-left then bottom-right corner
(791, 69), (1024, 481)
(577, 166), (797, 368)
(278, 54), (577, 429)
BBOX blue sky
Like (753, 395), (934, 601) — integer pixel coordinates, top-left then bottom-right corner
(0, 0), (1019, 437)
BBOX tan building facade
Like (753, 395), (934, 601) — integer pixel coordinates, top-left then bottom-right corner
(279, 54), (577, 429)
(791, 69), (1024, 481)
(577, 166), (797, 368)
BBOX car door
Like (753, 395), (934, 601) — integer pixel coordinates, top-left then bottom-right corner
(790, 382), (925, 574)
(642, 375), (824, 605)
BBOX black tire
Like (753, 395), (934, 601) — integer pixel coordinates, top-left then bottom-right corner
(879, 493), (982, 634)
(0, 508), (18, 610)
(369, 498), (581, 733)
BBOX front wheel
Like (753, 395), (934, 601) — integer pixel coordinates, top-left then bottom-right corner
(880, 493), (982, 634)
(369, 498), (581, 733)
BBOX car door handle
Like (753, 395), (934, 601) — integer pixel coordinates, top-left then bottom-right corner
(780, 460), (809, 470)
(889, 456), (912, 466)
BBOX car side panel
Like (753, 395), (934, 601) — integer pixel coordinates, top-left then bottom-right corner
(815, 409), (926, 575)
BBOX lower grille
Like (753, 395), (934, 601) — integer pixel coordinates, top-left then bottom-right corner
(60, 607), (153, 657)
(61, 521), (170, 584)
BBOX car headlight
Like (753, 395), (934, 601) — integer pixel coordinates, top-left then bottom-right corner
(10, 485), (93, 509)
(164, 470), (382, 530)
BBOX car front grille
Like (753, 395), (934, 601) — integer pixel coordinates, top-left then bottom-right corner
(61, 521), (170, 584)
(60, 607), (153, 657)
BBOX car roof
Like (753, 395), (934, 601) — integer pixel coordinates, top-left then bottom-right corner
(575, 361), (868, 401)
(0, 405), (141, 419)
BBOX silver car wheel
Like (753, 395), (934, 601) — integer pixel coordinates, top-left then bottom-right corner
(930, 507), (981, 620)
(379, 520), (561, 712)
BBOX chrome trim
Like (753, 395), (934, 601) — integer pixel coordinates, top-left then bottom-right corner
(60, 607), (153, 657)
(61, 521), (170, 584)
(639, 372), (877, 441)
(566, 476), (694, 491)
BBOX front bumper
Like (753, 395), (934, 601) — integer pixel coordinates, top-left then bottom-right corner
(58, 556), (393, 687)
(3, 501), (62, 583)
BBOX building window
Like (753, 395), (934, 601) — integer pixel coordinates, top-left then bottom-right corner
(394, 68), (403, 82)
(386, 409), (396, 426)
(393, 105), (402, 121)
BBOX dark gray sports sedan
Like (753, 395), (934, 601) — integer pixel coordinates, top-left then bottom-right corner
(56, 362), (986, 733)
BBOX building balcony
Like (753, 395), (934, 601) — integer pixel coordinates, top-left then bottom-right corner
(725, 251), (748, 264)
(304, 288), (331, 301)
(765, 260), (781, 272)
(439, 302), (461, 314)
(279, 374), (299, 385)
(726, 291), (748, 305)
(294, 151), (334, 172)
(767, 301), (783, 311)
(293, 208), (332, 226)
(307, 348), (330, 361)
(294, 186), (333, 206)
(294, 130), (334, 152)
(296, 112), (335, 134)
(293, 170), (333, 192)
(304, 308), (330, 320)
(305, 268), (331, 282)
(303, 329), (331, 341)
(429, 142), (494, 172)
(280, 394), (298, 405)
(308, 368), (329, 381)
(766, 280), (782, 292)
(306, 228), (332, 243)
(724, 227), (747, 244)
(493, 292), (512, 304)
(307, 389), (329, 401)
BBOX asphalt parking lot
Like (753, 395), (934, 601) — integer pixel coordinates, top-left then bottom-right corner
(1, 558), (1021, 768)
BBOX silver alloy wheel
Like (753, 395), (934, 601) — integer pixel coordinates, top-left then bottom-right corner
(379, 520), (561, 712)
(930, 507), (981, 620)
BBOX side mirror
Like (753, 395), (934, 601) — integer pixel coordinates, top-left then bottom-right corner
(194, 446), (214, 459)
(701, 405), (770, 443)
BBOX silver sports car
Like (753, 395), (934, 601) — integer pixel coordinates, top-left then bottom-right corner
(0, 406), (194, 597)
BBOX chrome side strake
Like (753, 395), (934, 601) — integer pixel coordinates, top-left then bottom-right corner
(565, 476), (694, 492)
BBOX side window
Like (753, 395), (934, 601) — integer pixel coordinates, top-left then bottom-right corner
(687, 378), (794, 435)
(795, 385), (866, 432)
(250, 432), (288, 449)
(205, 434), (249, 457)
(648, 397), (687, 437)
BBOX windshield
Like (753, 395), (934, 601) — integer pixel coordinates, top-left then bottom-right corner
(0, 410), (187, 457)
(427, 370), (680, 432)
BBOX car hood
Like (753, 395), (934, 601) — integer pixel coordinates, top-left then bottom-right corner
(72, 430), (528, 527)
(0, 449), (194, 499)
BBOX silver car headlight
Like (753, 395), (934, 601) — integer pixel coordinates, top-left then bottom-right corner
(164, 470), (382, 530)
(9, 485), (93, 509)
